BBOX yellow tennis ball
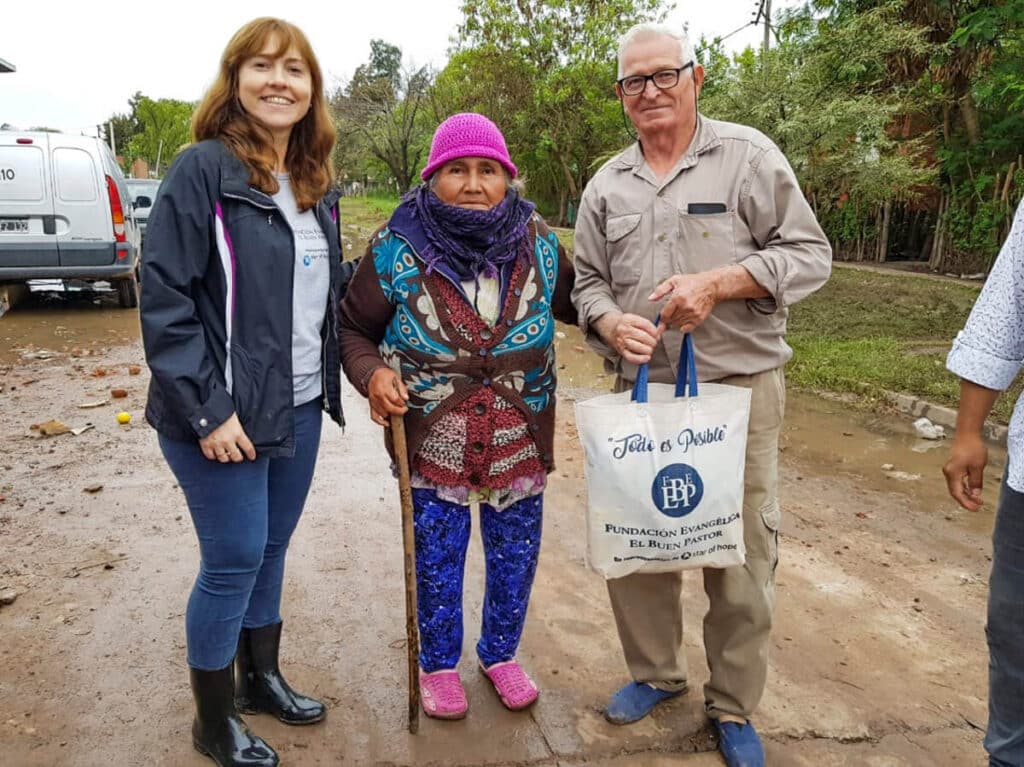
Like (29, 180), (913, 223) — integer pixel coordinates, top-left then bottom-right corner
(116, 412), (131, 424)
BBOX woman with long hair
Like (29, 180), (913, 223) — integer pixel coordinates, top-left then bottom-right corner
(140, 17), (351, 767)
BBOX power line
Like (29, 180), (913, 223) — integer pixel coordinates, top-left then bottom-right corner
(696, 22), (757, 55)
(696, 0), (765, 55)
(753, 0), (768, 25)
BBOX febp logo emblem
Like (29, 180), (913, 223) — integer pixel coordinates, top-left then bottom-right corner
(651, 463), (704, 518)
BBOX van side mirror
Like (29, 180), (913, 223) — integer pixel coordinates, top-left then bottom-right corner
(133, 195), (152, 209)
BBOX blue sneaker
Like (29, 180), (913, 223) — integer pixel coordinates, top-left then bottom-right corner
(604, 681), (684, 725)
(714, 719), (765, 767)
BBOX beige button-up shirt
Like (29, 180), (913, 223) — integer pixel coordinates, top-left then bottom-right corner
(571, 116), (832, 384)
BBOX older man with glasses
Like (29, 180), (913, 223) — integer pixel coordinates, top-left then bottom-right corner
(571, 22), (832, 767)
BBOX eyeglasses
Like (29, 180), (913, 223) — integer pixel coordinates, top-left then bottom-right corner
(617, 62), (694, 96)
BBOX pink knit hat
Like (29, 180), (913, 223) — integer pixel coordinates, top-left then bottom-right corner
(421, 112), (518, 181)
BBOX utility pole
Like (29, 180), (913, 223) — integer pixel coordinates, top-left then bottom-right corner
(108, 120), (116, 155)
(155, 139), (164, 178)
(763, 0), (772, 52)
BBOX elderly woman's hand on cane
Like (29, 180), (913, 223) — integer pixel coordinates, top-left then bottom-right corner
(368, 367), (409, 426)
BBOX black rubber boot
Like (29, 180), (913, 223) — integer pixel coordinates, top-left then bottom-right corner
(235, 622), (327, 725)
(190, 665), (278, 767)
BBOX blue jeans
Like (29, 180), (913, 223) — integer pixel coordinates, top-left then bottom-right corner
(412, 489), (543, 672)
(158, 400), (322, 671)
(987, 476), (1024, 766)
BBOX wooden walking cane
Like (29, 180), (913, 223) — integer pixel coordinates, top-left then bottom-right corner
(390, 411), (420, 734)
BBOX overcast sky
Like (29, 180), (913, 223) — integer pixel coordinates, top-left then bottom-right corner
(1, 0), (792, 136)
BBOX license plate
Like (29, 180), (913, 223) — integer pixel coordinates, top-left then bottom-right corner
(0, 218), (28, 233)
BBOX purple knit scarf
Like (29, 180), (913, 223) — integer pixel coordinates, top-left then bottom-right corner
(411, 184), (536, 282)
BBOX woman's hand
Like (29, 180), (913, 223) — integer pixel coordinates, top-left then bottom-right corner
(199, 413), (257, 463)
(367, 367), (409, 427)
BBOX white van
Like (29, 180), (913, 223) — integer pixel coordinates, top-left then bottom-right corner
(0, 131), (142, 308)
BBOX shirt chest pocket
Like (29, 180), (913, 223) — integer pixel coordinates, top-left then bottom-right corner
(677, 210), (738, 274)
(605, 212), (643, 287)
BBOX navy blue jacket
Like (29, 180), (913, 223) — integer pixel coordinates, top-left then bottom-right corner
(140, 139), (351, 457)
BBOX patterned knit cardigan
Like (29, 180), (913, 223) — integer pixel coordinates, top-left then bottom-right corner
(339, 205), (577, 481)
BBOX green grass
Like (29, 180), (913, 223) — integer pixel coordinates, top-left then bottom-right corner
(338, 198), (1019, 424)
(787, 268), (980, 341)
(337, 195), (400, 258)
(551, 226), (574, 253)
(787, 268), (1020, 423)
(362, 193), (400, 218)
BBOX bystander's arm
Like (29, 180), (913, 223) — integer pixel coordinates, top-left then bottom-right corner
(944, 200), (1024, 511)
(944, 380), (1001, 511)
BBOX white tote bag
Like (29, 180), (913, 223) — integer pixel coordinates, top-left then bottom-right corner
(575, 334), (752, 579)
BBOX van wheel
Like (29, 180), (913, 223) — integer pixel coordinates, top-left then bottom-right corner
(114, 271), (139, 309)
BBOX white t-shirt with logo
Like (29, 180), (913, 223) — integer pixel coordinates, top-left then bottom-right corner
(273, 174), (329, 407)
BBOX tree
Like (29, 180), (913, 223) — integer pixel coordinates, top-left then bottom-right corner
(105, 112), (136, 157)
(332, 40), (434, 193)
(930, 0), (1024, 268)
(801, 0), (1024, 269)
(458, 0), (666, 68)
(104, 91), (144, 160)
(104, 92), (193, 175)
(441, 0), (1024, 265)
(699, 2), (942, 262)
(349, 39), (403, 97)
(127, 96), (192, 175)
(442, 0), (667, 222)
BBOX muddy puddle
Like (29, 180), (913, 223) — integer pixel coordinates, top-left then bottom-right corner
(782, 390), (1004, 534)
(0, 287), (140, 365)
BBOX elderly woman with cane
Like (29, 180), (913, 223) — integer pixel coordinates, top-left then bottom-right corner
(340, 112), (576, 720)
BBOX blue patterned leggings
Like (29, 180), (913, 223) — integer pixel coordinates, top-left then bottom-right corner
(412, 489), (543, 672)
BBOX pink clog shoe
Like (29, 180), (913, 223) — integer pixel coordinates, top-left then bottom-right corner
(480, 660), (539, 710)
(419, 669), (468, 720)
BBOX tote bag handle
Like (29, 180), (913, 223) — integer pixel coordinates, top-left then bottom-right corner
(631, 319), (698, 404)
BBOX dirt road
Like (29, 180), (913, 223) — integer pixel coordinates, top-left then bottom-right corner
(0, 296), (994, 766)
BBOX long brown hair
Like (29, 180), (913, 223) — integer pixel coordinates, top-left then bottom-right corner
(192, 17), (335, 210)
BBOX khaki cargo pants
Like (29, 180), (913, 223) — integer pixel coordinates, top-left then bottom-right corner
(607, 367), (785, 719)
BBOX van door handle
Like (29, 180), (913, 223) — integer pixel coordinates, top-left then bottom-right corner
(42, 216), (56, 235)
